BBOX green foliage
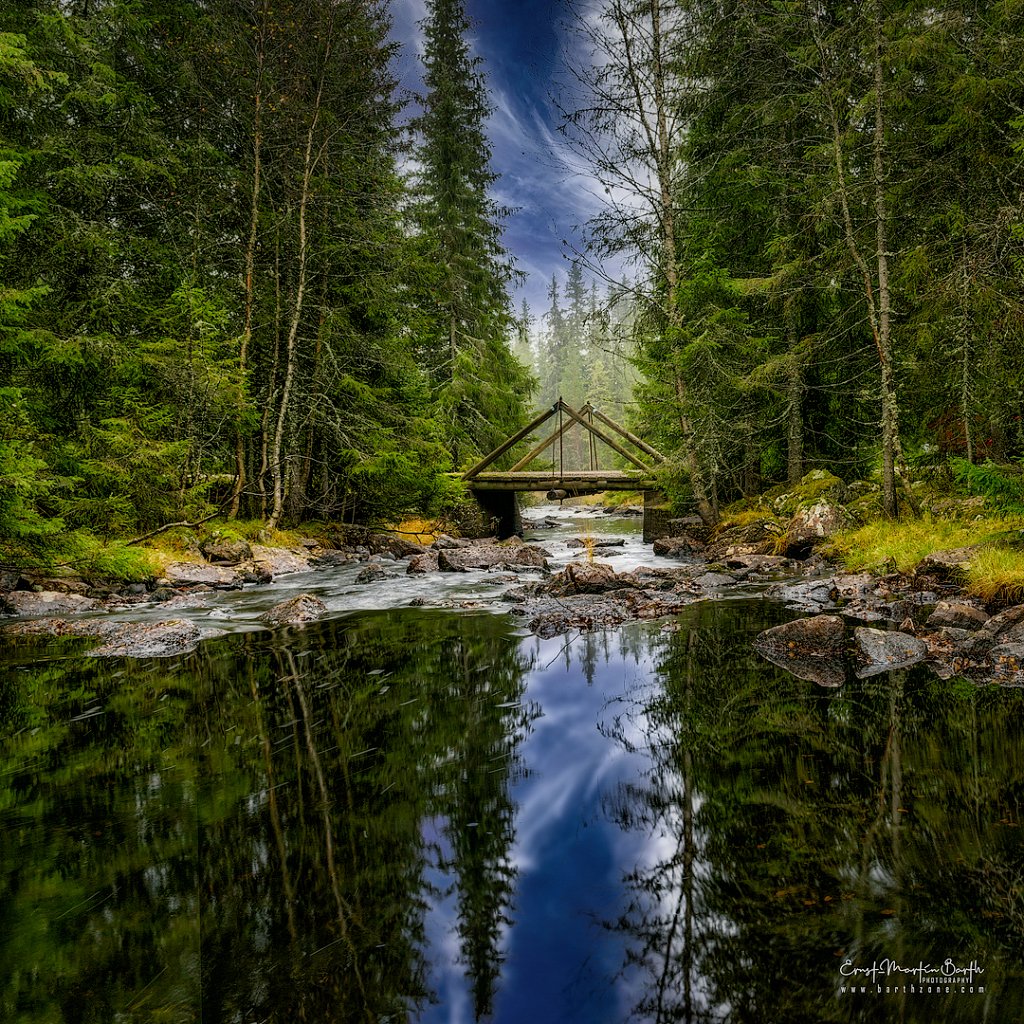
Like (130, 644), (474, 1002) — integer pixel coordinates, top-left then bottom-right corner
(573, 0), (1024, 512)
(408, 0), (533, 466)
(951, 459), (1024, 514)
(0, 0), (540, 551)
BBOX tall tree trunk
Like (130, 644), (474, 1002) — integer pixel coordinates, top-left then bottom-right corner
(622, 0), (715, 524)
(871, 9), (898, 519)
(818, 7), (900, 517)
(269, 120), (322, 527)
(785, 305), (804, 484)
(230, 0), (268, 518)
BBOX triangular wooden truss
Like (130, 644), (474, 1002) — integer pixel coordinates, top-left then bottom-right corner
(462, 398), (664, 481)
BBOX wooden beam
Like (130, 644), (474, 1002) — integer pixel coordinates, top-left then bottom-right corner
(461, 403), (559, 480)
(557, 400), (653, 474)
(508, 403), (592, 471)
(468, 470), (655, 491)
(472, 470), (645, 482)
(590, 408), (666, 461)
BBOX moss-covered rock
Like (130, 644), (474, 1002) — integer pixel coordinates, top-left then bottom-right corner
(762, 470), (848, 517)
(709, 509), (787, 556)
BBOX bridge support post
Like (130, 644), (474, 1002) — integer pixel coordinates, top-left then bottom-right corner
(466, 489), (522, 540)
(642, 490), (673, 544)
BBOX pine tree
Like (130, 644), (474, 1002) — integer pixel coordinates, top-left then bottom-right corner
(410, 0), (531, 465)
(0, 31), (56, 541)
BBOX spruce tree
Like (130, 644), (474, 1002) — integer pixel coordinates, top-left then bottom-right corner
(410, 0), (531, 465)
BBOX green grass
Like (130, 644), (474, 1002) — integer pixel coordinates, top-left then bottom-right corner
(965, 546), (1024, 603)
(826, 513), (1024, 604)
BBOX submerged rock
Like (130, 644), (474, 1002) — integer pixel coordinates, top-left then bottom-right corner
(756, 648), (848, 688)
(260, 594), (328, 626)
(3, 616), (217, 657)
(566, 537), (626, 549)
(766, 579), (838, 613)
(691, 571), (738, 589)
(854, 627), (928, 678)
(355, 564), (399, 584)
(88, 619), (218, 658)
(522, 589), (695, 639)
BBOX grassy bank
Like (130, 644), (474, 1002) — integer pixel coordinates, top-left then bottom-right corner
(826, 516), (1024, 603)
(1, 519), (329, 585)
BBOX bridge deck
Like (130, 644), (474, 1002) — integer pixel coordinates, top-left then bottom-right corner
(469, 471), (655, 492)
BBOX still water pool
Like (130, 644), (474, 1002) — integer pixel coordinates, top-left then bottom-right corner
(2, 600), (1023, 1022)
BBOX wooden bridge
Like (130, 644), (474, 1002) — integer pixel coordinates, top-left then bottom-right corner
(462, 398), (664, 496)
(459, 399), (673, 539)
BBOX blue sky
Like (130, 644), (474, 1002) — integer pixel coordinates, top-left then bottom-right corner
(390, 0), (603, 318)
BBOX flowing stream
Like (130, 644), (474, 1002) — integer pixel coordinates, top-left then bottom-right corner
(2, 507), (1023, 1022)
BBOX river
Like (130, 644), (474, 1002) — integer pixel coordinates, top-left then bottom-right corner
(1, 506), (1023, 1022)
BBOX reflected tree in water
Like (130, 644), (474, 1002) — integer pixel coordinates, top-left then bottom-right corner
(600, 602), (1024, 1024)
(435, 632), (538, 1019)
(0, 611), (536, 1023)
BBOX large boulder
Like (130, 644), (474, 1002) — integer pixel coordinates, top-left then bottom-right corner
(546, 562), (625, 596)
(979, 604), (1024, 644)
(259, 594), (328, 626)
(200, 537), (253, 564)
(432, 534), (475, 551)
(653, 534), (705, 558)
(1, 591), (102, 617)
(768, 469), (848, 517)
(437, 542), (548, 572)
(754, 614), (847, 657)
(782, 500), (847, 555)
(709, 514), (786, 557)
(249, 545), (311, 577)
(407, 552), (440, 575)
(915, 547), (979, 581)
(925, 601), (990, 631)
(165, 561), (241, 588)
(854, 627), (928, 678)
(386, 537), (427, 558)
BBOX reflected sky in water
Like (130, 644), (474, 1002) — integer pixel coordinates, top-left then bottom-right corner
(2, 600), (1023, 1023)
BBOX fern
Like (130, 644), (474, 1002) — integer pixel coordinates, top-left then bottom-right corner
(951, 459), (1024, 513)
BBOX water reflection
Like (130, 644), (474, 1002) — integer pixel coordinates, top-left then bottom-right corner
(0, 611), (537, 1022)
(603, 601), (1024, 1023)
(2, 603), (1023, 1023)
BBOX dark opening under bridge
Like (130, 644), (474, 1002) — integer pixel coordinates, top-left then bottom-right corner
(460, 398), (674, 540)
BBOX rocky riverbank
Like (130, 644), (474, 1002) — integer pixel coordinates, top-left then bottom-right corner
(5, 475), (1024, 689)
